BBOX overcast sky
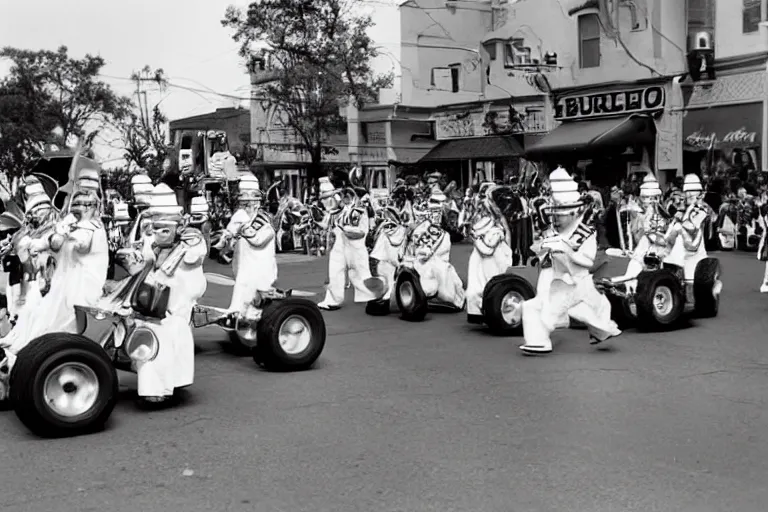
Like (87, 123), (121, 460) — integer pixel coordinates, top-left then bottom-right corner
(0, 0), (401, 165)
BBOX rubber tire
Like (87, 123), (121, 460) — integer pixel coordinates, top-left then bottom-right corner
(693, 257), (721, 318)
(365, 298), (391, 316)
(395, 269), (429, 322)
(606, 293), (636, 330)
(9, 333), (118, 438)
(635, 270), (685, 332)
(480, 274), (536, 336)
(254, 298), (326, 372)
(227, 330), (254, 355)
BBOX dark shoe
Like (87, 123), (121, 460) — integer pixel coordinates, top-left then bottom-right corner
(467, 314), (484, 325)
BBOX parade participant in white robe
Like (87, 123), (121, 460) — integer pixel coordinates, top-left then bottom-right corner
(317, 179), (385, 311)
(665, 174), (711, 279)
(369, 209), (408, 305)
(134, 184), (207, 404)
(611, 172), (673, 291)
(8, 182), (54, 318)
(758, 199), (768, 292)
(1, 189), (109, 366)
(218, 175), (277, 314)
(188, 195), (213, 251)
(520, 167), (621, 354)
(406, 187), (465, 309)
(466, 183), (513, 323)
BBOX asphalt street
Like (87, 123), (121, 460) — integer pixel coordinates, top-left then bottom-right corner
(1, 245), (768, 512)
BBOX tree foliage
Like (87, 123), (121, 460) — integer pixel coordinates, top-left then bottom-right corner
(222, 0), (393, 189)
(116, 65), (169, 177)
(0, 46), (132, 176)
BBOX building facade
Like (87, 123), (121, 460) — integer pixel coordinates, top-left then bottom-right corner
(169, 107), (251, 157)
(348, 0), (551, 191)
(680, 0), (768, 185)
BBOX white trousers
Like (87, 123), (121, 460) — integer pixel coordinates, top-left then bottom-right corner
(135, 314), (194, 397)
(320, 242), (377, 307)
(522, 276), (621, 351)
(414, 258), (465, 308)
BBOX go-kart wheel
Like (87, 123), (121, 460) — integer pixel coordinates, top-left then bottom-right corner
(9, 333), (118, 438)
(254, 298), (326, 372)
(481, 274), (536, 336)
(635, 270), (685, 332)
(365, 298), (391, 316)
(605, 293), (636, 330)
(693, 257), (721, 318)
(395, 268), (428, 322)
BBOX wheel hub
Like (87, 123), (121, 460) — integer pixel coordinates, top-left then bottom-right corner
(43, 362), (99, 418)
(500, 291), (523, 326)
(399, 282), (414, 307)
(653, 285), (674, 316)
(278, 315), (312, 355)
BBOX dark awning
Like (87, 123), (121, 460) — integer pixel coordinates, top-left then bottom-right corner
(525, 115), (656, 159)
(419, 135), (524, 162)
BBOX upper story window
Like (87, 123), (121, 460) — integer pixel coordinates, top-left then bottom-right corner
(482, 42), (497, 60)
(578, 13), (601, 68)
(504, 39), (532, 68)
(430, 65), (460, 93)
(743, 0), (761, 33)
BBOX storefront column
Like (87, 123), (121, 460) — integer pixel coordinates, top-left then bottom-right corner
(763, 58), (768, 171)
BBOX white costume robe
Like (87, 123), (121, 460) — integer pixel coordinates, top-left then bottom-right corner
(2, 220), (109, 362)
(409, 221), (465, 308)
(319, 209), (378, 307)
(465, 221), (513, 316)
(135, 232), (207, 397)
(226, 209), (277, 313)
(522, 224), (621, 351)
(665, 203), (709, 280)
(370, 224), (407, 301)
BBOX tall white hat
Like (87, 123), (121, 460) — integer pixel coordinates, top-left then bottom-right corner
(131, 173), (154, 194)
(429, 185), (446, 205)
(76, 168), (101, 191)
(147, 183), (183, 217)
(238, 174), (261, 201)
(189, 196), (209, 215)
(683, 173), (703, 193)
(24, 178), (46, 199)
(548, 166), (582, 208)
(639, 172), (662, 197)
(318, 176), (337, 200)
(25, 193), (51, 213)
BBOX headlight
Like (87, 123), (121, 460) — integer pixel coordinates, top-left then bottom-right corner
(125, 327), (159, 363)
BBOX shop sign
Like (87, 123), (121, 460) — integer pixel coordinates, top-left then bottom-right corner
(435, 106), (547, 140)
(554, 85), (666, 120)
(683, 104), (761, 150)
(357, 146), (389, 162)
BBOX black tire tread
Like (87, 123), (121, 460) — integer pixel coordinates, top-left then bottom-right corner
(693, 257), (720, 318)
(635, 270), (685, 332)
(255, 298), (326, 372)
(481, 274), (536, 336)
(395, 269), (428, 322)
(9, 333), (118, 438)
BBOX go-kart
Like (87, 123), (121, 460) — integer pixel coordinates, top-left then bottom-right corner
(594, 248), (721, 331)
(1, 263), (326, 438)
(372, 220), (464, 322)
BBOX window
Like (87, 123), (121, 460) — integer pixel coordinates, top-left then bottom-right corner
(504, 39), (531, 68)
(743, 0), (761, 33)
(449, 64), (460, 93)
(482, 42), (497, 60)
(578, 14), (601, 68)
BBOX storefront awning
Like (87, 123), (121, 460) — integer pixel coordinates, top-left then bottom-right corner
(525, 115), (656, 159)
(682, 103), (761, 152)
(419, 135), (524, 162)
